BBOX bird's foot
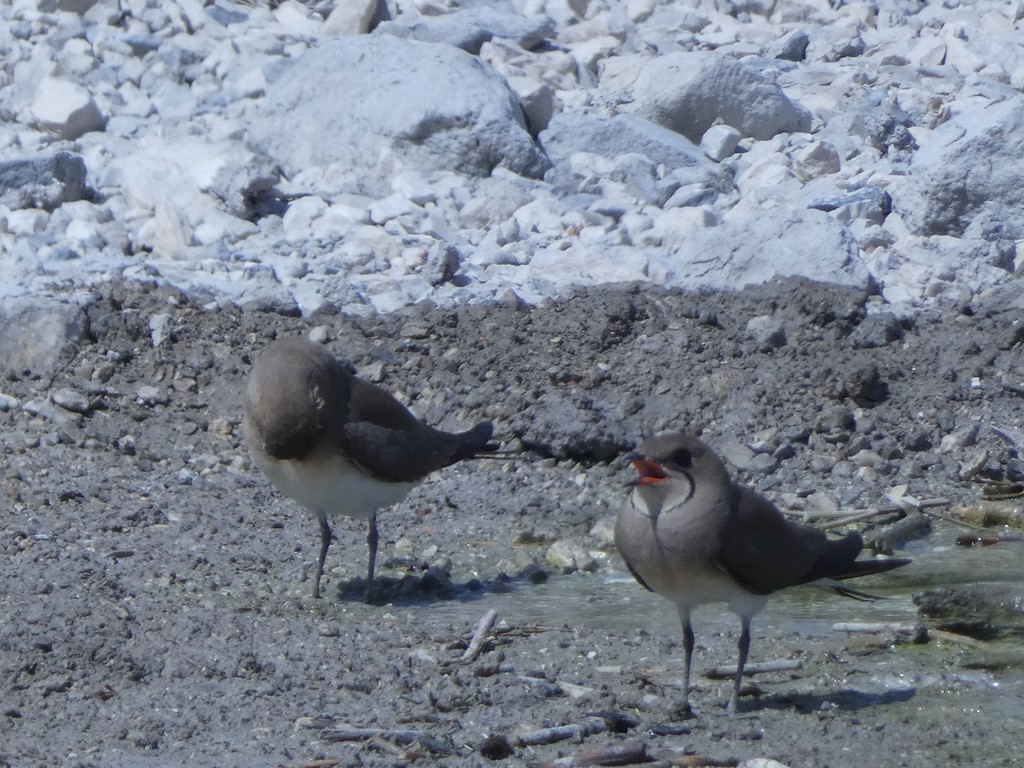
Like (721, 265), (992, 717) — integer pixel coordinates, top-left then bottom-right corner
(363, 580), (383, 606)
(670, 700), (697, 721)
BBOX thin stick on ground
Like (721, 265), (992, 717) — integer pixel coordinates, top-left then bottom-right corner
(449, 608), (498, 665)
(703, 658), (803, 679)
(817, 497), (950, 530)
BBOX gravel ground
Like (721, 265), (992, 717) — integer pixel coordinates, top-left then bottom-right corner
(3, 278), (1024, 767)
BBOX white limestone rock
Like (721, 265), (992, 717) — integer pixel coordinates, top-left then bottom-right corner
(893, 95), (1024, 240)
(700, 124), (742, 162)
(246, 36), (550, 199)
(95, 135), (275, 253)
(658, 208), (869, 291)
(376, 4), (554, 53)
(27, 77), (107, 140)
(539, 112), (733, 200)
(604, 51), (811, 143)
(323, 0), (389, 35)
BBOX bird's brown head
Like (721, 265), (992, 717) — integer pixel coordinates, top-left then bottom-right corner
(244, 337), (346, 461)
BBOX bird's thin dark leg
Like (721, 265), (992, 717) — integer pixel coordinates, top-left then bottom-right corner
(727, 615), (752, 716)
(314, 516), (333, 599)
(364, 511), (378, 604)
(677, 605), (695, 717)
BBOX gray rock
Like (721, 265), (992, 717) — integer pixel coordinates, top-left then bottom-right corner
(807, 185), (891, 226)
(746, 314), (787, 350)
(940, 422), (980, 453)
(539, 112), (733, 194)
(323, 0), (389, 35)
(915, 584), (1024, 638)
(700, 124), (742, 162)
(247, 36), (550, 198)
(849, 312), (903, 349)
(422, 242), (462, 286)
(50, 388), (91, 414)
(815, 404), (856, 434)
(23, 397), (82, 427)
(0, 300), (89, 378)
(0, 152), (87, 211)
(588, 516), (616, 548)
(843, 363), (888, 406)
(137, 385), (169, 406)
(766, 30), (809, 61)
(545, 538), (599, 574)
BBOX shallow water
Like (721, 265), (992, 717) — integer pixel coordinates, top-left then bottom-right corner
(388, 521), (1024, 643)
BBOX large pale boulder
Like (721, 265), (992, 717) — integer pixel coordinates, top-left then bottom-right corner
(603, 51), (811, 143)
(247, 36), (550, 198)
(658, 208), (869, 290)
(893, 96), (1024, 240)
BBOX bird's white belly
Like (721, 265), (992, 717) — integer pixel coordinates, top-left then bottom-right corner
(653, 565), (769, 617)
(253, 449), (416, 521)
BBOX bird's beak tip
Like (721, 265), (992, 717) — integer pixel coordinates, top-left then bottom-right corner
(628, 456), (669, 485)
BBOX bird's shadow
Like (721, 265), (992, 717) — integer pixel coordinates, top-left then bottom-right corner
(750, 684), (918, 714)
(331, 561), (547, 607)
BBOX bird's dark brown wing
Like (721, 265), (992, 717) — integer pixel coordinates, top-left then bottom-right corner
(715, 485), (909, 596)
(713, 486), (831, 595)
(338, 375), (493, 483)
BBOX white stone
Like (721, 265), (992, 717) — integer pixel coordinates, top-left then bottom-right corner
(281, 196), (328, 241)
(700, 124), (742, 161)
(793, 140), (841, 180)
(3, 209), (49, 235)
(606, 51), (811, 142)
(506, 75), (556, 134)
(658, 208), (869, 290)
(28, 77), (106, 140)
(273, 0), (321, 36)
(323, 0), (387, 35)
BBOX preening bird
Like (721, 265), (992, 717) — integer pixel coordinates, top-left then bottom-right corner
(244, 336), (495, 601)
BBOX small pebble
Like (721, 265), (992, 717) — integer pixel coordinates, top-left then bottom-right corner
(50, 388), (91, 414)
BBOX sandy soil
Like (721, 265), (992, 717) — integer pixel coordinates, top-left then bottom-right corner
(3, 278), (1024, 767)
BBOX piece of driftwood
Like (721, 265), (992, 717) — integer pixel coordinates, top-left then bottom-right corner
(816, 497), (949, 530)
(834, 622), (993, 649)
(833, 622), (918, 634)
(655, 751), (739, 767)
(319, 728), (426, 745)
(452, 608), (498, 665)
(518, 717), (608, 747)
(863, 511), (932, 554)
(528, 740), (649, 767)
(703, 658), (802, 680)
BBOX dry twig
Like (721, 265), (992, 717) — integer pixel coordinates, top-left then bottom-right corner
(703, 658), (802, 680)
(456, 608), (498, 664)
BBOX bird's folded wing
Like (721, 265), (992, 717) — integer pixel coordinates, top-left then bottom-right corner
(714, 487), (827, 595)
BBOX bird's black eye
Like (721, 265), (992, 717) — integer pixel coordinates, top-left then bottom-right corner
(668, 448), (693, 468)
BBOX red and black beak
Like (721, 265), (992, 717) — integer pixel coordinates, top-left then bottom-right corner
(627, 453), (669, 487)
